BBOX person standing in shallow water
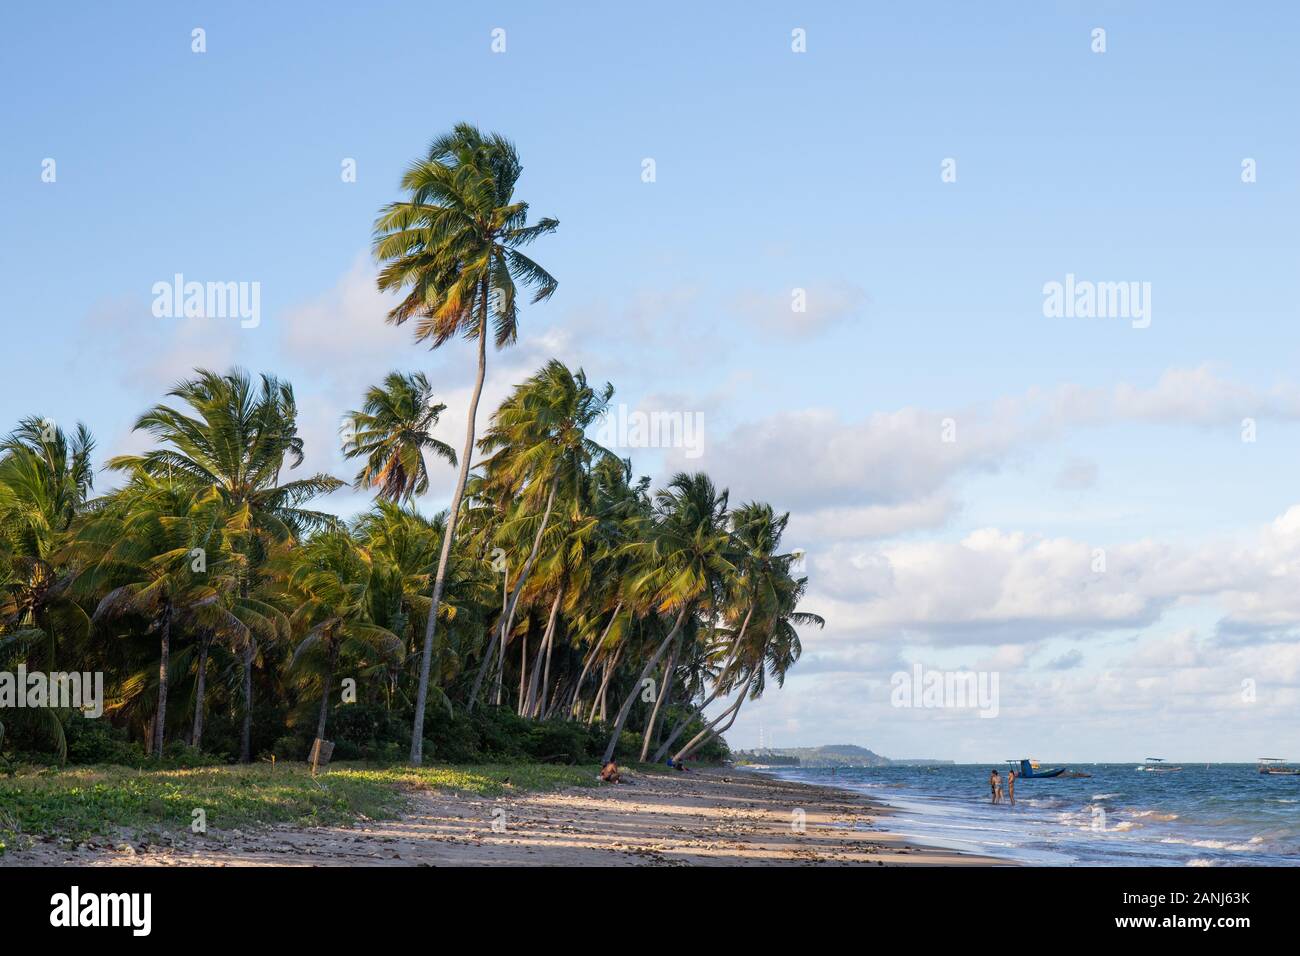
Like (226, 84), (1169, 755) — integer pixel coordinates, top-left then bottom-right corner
(989, 769), (1001, 804)
(1006, 769), (1016, 806)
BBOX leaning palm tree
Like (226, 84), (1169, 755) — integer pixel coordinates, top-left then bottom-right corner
(466, 360), (614, 711)
(600, 473), (735, 764)
(670, 505), (822, 764)
(569, 457), (648, 722)
(342, 371), (457, 502)
(652, 503), (777, 763)
(373, 123), (558, 764)
(107, 368), (342, 761)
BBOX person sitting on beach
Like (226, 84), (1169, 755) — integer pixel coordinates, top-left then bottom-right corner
(989, 769), (1001, 804)
(1006, 769), (1016, 806)
(599, 760), (621, 784)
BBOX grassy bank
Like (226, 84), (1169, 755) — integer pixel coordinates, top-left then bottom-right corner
(0, 761), (599, 852)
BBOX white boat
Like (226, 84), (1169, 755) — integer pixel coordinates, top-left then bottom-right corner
(1258, 758), (1300, 776)
(1137, 757), (1182, 772)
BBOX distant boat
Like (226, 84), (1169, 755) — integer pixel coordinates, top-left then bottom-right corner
(1258, 758), (1300, 776)
(1137, 757), (1182, 772)
(1007, 758), (1066, 779)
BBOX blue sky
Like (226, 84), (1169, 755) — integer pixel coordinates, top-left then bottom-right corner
(3, 2), (1299, 761)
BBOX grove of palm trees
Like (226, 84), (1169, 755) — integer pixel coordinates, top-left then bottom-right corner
(0, 125), (820, 772)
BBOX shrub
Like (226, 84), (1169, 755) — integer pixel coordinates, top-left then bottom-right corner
(614, 730), (641, 761)
(521, 719), (590, 764)
(63, 713), (141, 766)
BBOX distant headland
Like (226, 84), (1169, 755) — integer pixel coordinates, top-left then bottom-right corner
(732, 744), (954, 768)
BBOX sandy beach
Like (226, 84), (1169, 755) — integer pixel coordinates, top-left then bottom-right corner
(3, 767), (1005, 867)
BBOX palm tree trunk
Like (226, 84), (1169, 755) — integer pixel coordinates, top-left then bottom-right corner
(473, 620), (504, 709)
(466, 559), (509, 711)
(239, 642), (254, 762)
(675, 702), (744, 764)
(153, 605), (172, 757)
(588, 664), (606, 724)
(467, 477), (558, 712)
(237, 576), (254, 763)
(518, 632), (528, 712)
(491, 573), (507, 707)
(492, 628), (505, 706)
(651, 647), (751, 763)
(38, 607), (55, 671)
(524, 592), (561, 717)
(563, 601), (620, 719)
(316, 642), (339, 740)
(673, 670), (757, 764)
(524, 639), (545, 716)
(544, 673), (570, 719)
(537, 609), (558, 717)
(565, 643), (601, 719)
(601, 605), (690, 764)
(191, 634), (211, 749)
(652, 605), (752, 762)
(639, 635), (678, 761)
(652, 684), (724, 763)
(410, 294), (489, 765)
(588, 643), (622, 725)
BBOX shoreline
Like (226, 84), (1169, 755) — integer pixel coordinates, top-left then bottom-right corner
(2, 765), (1009, 867)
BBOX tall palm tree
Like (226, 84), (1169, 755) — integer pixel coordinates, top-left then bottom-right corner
(342, 371), (457, 502)
(107, 368), (342, 761)
(373, 123), (558, 764)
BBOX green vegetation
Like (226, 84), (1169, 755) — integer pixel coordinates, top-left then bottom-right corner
(0, 761), (598, 847)
(0, 124), (821, 784)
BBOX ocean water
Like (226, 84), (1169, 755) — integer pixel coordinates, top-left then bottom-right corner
(764, 764), (1300, 866)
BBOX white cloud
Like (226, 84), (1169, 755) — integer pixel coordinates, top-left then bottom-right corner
(667, 365), (1300, 543)
(788, 493), (957, 542)
(667, 405), (1019, 515)
(794, 503), (1300, 660)
(277, 254), (411, 378)
(725, 619), (1300, 760)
